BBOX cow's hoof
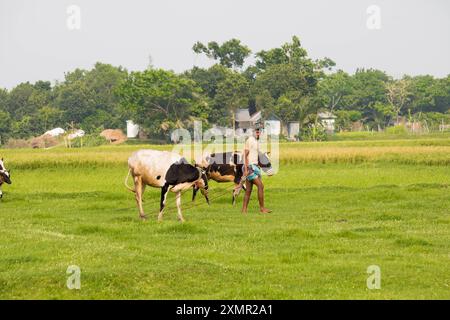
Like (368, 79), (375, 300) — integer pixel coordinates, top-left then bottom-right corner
(139, 214), (148, 220)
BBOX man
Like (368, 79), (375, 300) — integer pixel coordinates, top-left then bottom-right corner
(241, 127), (271, 214)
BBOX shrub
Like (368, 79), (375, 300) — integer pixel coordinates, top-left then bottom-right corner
(301, 124), (328, 141)
(70, 134), (108, 148)
(386, 125), (408, 135)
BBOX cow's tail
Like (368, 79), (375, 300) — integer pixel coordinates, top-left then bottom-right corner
(124, 168), (135, 193)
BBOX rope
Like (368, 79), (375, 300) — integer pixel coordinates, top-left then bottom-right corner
(163, 185), (235, 214)
(115, 184), (236, 215)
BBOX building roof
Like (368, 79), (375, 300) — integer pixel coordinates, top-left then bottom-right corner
(235, 109), (262, 122)
(265, 113), (281, 121)
(318, 111), (337, 119)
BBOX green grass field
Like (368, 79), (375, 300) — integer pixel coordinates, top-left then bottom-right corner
(0, 138), (449, 299)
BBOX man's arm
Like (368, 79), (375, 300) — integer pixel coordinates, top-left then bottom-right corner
(243, 149), (249, 176)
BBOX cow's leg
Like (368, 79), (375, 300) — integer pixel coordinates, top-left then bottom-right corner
(192, 186), (198, 202)
(134, 175), (146, 219)
(158, 184), (170, 222)
(176, 191), (185, 223)
(141, 184), (146, 203)
(0, 185), (3, 199)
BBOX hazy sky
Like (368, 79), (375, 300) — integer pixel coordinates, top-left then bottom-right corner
(1, 0), (449, 89)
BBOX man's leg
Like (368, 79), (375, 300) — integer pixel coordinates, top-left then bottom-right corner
(252, 177), (271, 213)
(241, 179), (253, 214)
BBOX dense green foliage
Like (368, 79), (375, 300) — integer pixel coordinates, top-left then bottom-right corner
(0, 37), (449, 144)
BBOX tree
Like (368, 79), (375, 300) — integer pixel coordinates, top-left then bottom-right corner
(54, 63), (128, 131)
(83, 62), (128, 130)
(433, 75), (450, 114)
(6, 82), (37, 120)
(0, 110), (11, 144)
(252, 36), (334, 129)
(346, 69), (389, 123)
(54, 79), (93, 126)
(255, 36), (307, 70)
(193, 39), (251, 69)
(408, 75), (450, 114)
(270, 94), (302, 135)
(11, 115), (35, 139)
(255, 36), (335, 73)
(385, 78), (412, 123)
(335, 110), (362, 131)
(0, 39), (448, 142)
(317, 70), (352, 112)
(371, 102), (394, 131)
(213, 71), (250, 128)
(118, 69), (205, 137)
(184, 65), (229, 99)
(185, 64), (251, 126)
(38, 106), (63, 131)
(254, 64), (316, 101)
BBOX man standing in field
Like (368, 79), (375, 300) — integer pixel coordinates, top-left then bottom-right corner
(241, 127), (271, 214)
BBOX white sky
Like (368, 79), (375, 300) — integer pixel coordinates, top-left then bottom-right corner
(1, 0), (449, 89)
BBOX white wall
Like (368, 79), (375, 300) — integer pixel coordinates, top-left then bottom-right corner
(126, 120), (140, 138)
(265, 120), (281, 135)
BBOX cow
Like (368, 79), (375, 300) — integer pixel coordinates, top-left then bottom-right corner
(125, 150), (209, 222)
(195, 151), (273, 205)
(0, 158), (12, 199)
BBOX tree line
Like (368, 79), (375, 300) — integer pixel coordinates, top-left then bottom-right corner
(0, 36), (449, 143)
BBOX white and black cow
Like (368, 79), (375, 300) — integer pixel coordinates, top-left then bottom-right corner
(195, 151), (273, 204)
(126, 150), (209, 222)
(0, 158), (12, 199)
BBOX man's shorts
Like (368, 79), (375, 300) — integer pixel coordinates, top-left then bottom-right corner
(245, 164), (262, 182)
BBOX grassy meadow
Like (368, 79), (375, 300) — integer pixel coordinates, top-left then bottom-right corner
(0, 136), (449, 299)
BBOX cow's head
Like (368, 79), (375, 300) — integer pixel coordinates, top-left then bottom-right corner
(258, 152), (274, 176)
(192, 168), (209, 205)
(0, 158), (11, 185)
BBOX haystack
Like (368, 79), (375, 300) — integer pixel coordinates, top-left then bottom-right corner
(100, 129), (127, 144)
(31, 134), (59, 149)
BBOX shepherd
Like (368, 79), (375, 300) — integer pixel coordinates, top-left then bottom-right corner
(241, 127), (271, 214)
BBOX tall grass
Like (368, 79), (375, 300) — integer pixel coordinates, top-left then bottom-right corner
(329, 130), (450, 141)
(1, 139), (449, 169)
(279, 146), (450, 166)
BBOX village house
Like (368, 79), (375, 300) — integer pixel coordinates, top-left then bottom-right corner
(318, 111), (337, 133)
(234, 108), (262, 136)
